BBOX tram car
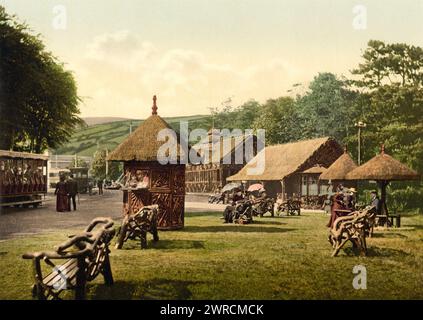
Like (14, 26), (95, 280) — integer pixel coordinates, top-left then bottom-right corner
(69, 167), (89, 194)
(0, 150), (48, 209)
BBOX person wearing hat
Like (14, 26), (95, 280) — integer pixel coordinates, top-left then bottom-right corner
(345, 187), (357, 210)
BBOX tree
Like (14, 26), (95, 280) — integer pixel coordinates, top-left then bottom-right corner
(252, 97), (299, 145)
(347, 40), (423, 173)
(91, 150), (122, 181)
(296, 73), (359, 142)
(351, 40), (423, 88)
(211, 99), (261, 130)
(0, 6), (82, 153)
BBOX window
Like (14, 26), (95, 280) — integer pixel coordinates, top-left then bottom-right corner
(309, 176), (318, 196)
(301, 176), (308, 195)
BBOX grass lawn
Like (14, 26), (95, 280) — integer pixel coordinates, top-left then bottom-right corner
(0, 211), (422, 300)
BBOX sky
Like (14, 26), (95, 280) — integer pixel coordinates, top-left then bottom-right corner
(1, 0), (422, 119)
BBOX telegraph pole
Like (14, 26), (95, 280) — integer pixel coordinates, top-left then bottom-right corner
(354, 121), (367, 165)
(105, 148), (109, 178)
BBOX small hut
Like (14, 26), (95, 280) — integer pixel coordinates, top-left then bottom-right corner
(319, 146), (358, 191)
(345, 145), (420, 217)
(107, 96), (186, 230)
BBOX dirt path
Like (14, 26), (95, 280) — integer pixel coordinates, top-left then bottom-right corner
(0, 191), (225, 240)
(0, 190), (124, 240)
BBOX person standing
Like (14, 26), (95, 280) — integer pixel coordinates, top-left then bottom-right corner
(55, 175), (69, 212)
(67, 174), (78, 211)
(370, 190), (381, 213)
(97, 178), (104, 195)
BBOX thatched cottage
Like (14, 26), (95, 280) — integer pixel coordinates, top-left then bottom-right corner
(227, 137), (344, 200)
(185, 129), (258, 193)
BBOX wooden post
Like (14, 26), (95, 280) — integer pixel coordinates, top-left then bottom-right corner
(379, 180), (389, 216)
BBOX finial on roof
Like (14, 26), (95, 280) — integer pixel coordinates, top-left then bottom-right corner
(344, 144), (347, 153)
(152, 95), (158, 115)
(381, 144), (385, 154)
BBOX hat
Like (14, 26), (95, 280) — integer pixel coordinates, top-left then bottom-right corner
(349, 187), (357, 193)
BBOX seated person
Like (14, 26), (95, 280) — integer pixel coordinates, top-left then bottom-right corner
(231, 188), (245, 205)
(126, 170), (149, 189)
(135, 170), (149, 189)
(251, 188), (267, 204)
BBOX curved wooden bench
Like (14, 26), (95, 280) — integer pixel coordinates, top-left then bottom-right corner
(22, 217), (116, 300)
(115, 205), (159, 249)
(328, 206), (376, 257)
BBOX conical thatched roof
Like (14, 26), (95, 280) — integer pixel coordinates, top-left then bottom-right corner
(320, 147), (357, 180)
(107, 96), (186, 162)
(345, 146), (420, 181)
(227, 137), (343, 181)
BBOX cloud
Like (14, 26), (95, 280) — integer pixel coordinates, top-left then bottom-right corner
(75, 30), (305, 118)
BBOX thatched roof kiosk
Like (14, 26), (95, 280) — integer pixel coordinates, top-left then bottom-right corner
(319, 146), (358, 191)
(107, 96), (186, 230)
(345, 145), (420, 218)
(227, 137), (343, 202)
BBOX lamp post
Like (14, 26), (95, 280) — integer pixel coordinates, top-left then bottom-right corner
(354, 121), (367, 165)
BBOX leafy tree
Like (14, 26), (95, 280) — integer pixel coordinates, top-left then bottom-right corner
(0, 6), (82, 153)
(351, 40), (423, 88)
(347, 40), (423, 174)
(296, 73), (359, 142)
(91, 149), (122, 181)
(211, 99), (261, 130)
(252, 97), (299, 145)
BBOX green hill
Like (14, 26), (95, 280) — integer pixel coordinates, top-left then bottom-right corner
(53, 114), (212, 157)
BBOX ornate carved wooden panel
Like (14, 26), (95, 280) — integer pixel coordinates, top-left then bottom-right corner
(122, 162), (185, 230)
(151, 170), (170, 190)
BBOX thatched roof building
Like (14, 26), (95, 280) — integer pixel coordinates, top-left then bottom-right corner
(107, 101), (186, 162)
(345, 146), (420, 218)
(320, 147), (357, 181)
(227, 137), (343, 201)
(345, 146), (420, 181)
(185, 129), (257, 193)
(227, 137), (342, 181)
(107, 96), (186, 230)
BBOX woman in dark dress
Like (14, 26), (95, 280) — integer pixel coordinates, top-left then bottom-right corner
(327, 192), (347, 228)
(55, 175), (69, 212)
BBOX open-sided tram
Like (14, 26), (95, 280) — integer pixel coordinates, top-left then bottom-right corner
(0, 150), (48, 209)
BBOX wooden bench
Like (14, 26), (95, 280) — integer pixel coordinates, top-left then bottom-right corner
(328, 206), (377, 257)
(376, 214), (401, 228)
(115, 205), (159, 249)
(22, 217), (115, 300)
(275, 199), (301, 216)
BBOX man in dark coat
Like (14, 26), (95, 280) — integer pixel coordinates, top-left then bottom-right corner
(97, 179), (104, 195)
(370, 190), (381, 214)
(66, 174), (78, 211)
